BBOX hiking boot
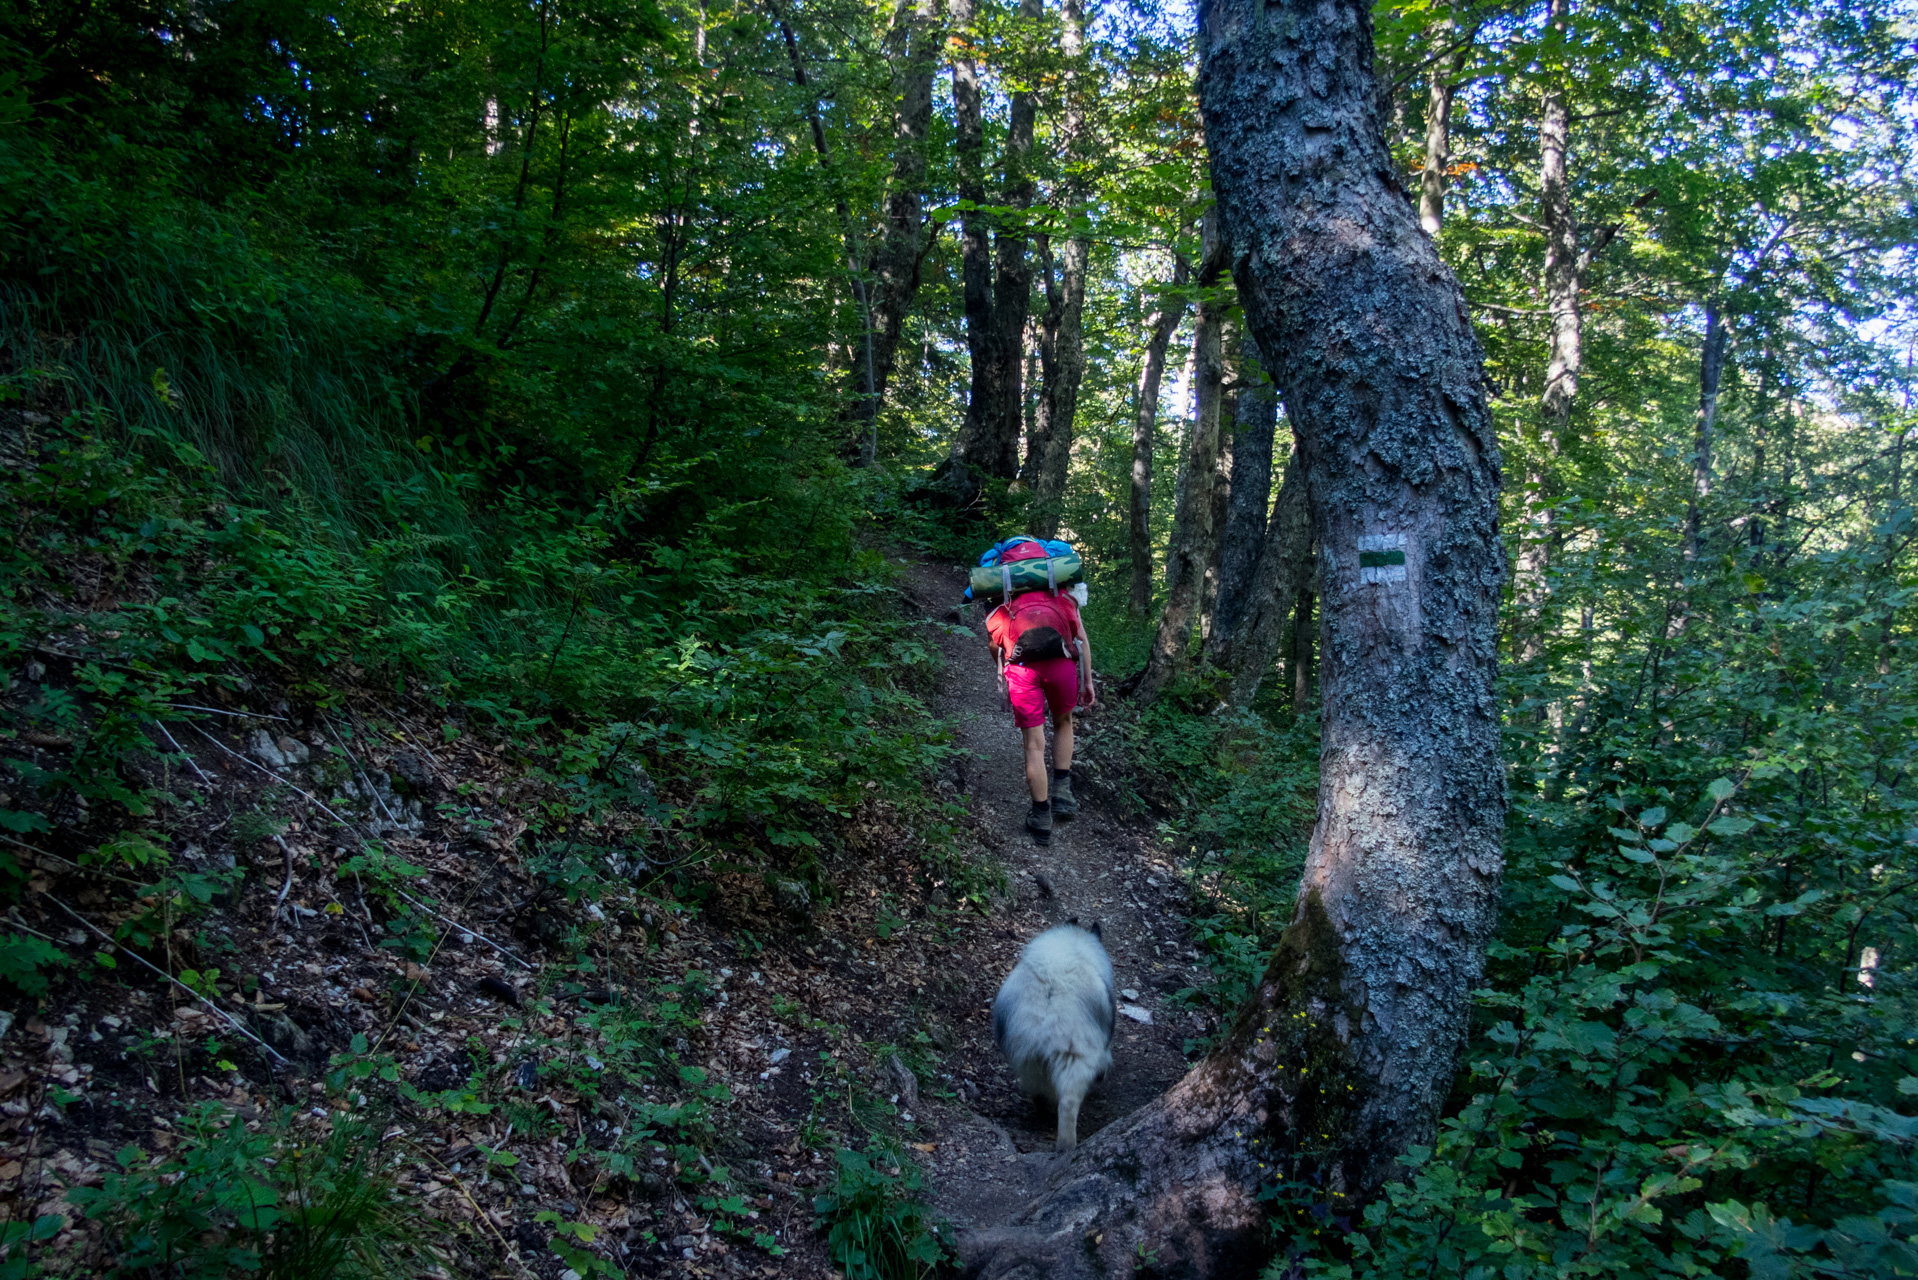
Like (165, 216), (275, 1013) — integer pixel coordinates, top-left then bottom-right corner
(1026, 801), (1053, 844)
(1050, 773), (1077, 820)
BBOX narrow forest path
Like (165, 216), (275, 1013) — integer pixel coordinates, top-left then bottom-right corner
(898, 560), (1203, 1235)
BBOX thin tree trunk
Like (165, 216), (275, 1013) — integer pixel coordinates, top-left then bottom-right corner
(1519, 0), (1577, 662)
(1020, 237), (1059, 488)
(1025, 0), (1091, 539)
(1537, 0), (1578, 439)
(1198, 404), (1236, 641)
(1205, 328), (1278, 656)
(1030, 233), (1088, 538)
(959, 0), (1044, 476)
(951, 0), (996, 472)
(770, 2), (878, 465)
(959, 0), (1505, 1269)
(1218, 451), (1311, 707)
(1134, 219), (1228, 703)
(847, 0), (944, 462)
(1418, 17), (1471, 239)
(1289, 585), (1315, 708)
(1128, 254), (1192, 616)
(1684, 300), (1729, 565)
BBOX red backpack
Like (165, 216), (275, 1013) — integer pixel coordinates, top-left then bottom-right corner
(988, 589), (1080, 665)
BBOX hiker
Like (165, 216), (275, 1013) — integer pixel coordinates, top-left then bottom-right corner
(980, 541), (1097, 841)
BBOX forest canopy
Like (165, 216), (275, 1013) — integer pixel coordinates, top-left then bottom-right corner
(2, 0), (1917, 1274)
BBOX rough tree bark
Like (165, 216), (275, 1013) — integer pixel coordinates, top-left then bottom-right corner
(1205, 327), (1279, 655)
(957, 0), (1505, 1272)
(1134, 217), (1228, 703)
(1128, 253), (1193, 616)
(1024, 0), (1092, 538)
(845, 0), (944, 462)
(1217, 451), (1312, 708)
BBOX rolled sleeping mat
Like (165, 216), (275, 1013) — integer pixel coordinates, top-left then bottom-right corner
(969, 552), (1083, 603)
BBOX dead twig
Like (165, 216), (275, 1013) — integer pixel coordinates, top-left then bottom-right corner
(42, 894), (290, 1067)
(165, 703), (289, 722)
(270, 835), (296, 924)
(154, 721), (212, 784)
(320, 712), (402, 829)
(387, 886), (533, 971)
(183, 723), (364, 836)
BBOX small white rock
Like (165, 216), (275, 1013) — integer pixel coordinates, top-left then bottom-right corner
(1121, 988), (1141, 1001)
(769, 1047), (791, 1064)
(1120, 1004), (1153, 1025)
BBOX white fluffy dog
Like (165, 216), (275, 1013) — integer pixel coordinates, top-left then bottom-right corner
(991, 920), (1116, 1150)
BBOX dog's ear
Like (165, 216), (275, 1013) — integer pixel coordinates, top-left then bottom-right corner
(1089, 920), (1103, 941)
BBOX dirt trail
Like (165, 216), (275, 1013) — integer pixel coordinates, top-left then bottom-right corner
(899, 561), (1201, 1234)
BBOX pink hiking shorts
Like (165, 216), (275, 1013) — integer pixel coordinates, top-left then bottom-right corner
(1005, 657), (1081, 728)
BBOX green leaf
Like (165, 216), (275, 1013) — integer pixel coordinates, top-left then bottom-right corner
(1708, 777), (1737, 802)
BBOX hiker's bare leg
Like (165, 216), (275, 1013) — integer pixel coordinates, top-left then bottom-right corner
(1053, 710), (1074, 774)
(1024, 726), (1049, 802)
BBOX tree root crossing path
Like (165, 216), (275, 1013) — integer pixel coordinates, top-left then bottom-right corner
(902, 561), (1205, 1262)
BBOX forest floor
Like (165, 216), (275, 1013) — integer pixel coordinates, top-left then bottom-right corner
(0, 553), (1208, 1279)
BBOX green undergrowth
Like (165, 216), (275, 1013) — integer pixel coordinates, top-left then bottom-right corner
(812, 1142), (951, 1280)
(0, 413), (952, 895)
(54, 1105), (427, 1280)
(1094, 566), (1916, 1278)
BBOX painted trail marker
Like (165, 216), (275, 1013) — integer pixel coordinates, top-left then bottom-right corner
(1357, 533), (1407, 585)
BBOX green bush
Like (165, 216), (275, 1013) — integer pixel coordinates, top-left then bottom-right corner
(812, 1143), (952, 1280)
(65, 1104), (426, 1280)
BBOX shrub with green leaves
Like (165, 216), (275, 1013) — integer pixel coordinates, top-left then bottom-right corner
(65, 1104), (426, 1280)
(812, 1143), (952, 1280)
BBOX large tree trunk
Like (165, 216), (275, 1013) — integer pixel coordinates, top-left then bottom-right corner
(1205, 328), (1279, 656)
(957, 0), (1505, 1272)
(1024, 0), (1091, 539)
(846, 0), (944, 462)
(1128, 254), (1192, 616)
(1216, 451), (1312, 708)
(1134, 219), (1228, 703)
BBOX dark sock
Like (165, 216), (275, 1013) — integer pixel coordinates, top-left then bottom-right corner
(1030, 798), (1050, 811)
(1052, 768), (1071, 781)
